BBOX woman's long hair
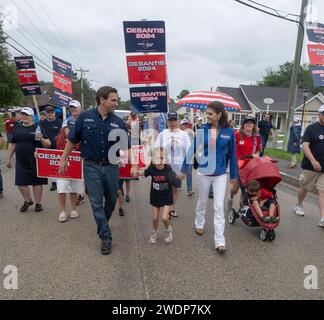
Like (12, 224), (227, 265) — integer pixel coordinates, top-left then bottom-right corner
(239, 120), (258, 141)
(206, 101), (229, 128)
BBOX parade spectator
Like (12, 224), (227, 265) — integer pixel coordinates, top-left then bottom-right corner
(229, 119), (235, 129)
(294, 105), (324, 228)
(0, 133), (3, 198)
(6, 107), (51, 213)
(59, 86), (137, 255)
(54, 124), (83, 223)
(63, 100), (85, 206)
(287, 118), (302, 169)
(145, 148), (178, 244)
(258, 114), (273, 156)
(194, 117), (204, 132)
(180, 102), (238, 254)
(155, 112), (191, 218)
(228, 115), (261, 209)
(181, 119), (195, 196)
(14, 111), (22, 127)
(126, 111), (142, 147)
(41, 106), (63, 192)
(39, 111), (46, 123)
(3, 111), (16, 149)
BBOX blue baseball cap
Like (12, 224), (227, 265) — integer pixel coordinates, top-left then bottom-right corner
(167, 112), (178, 120)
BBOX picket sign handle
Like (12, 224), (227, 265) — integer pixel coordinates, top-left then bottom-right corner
(32, 95), (40, 119)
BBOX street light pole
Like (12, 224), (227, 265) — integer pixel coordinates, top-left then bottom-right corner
(301, 89), (309, 134)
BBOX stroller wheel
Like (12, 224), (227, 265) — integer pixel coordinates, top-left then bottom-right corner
(260, 229), (268, 241)
(228, 208), (236, 225)
(268, 230), (276, 241)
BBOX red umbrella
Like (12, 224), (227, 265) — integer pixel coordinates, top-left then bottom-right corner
(177, 90), (242, 112)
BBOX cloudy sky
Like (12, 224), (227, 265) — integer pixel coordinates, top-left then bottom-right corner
(1, 0), (324, 101)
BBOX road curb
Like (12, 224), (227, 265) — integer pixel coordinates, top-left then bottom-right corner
(280, 171), (301, 188)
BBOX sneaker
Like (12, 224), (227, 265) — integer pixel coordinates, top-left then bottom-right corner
(76, 195), (85, 206)
(125, 195), (131, 203)
(318, 218), (324, 228)
(209, 193), (214, 199)
(35, 204), (43, 212)
(216, 246), (227, 255)
(58, 211), (68, 223)
(50, 182), (57, 191)
(101, 240), (111, 255)
(260, 216), (272, 223)
(165, 226), (173, 243)
(70, 210), (79, 219)
(20, 200), (34, 213)
(187, 191), (195, 197)
(149, 231), (158, 244)
(118, 208), (125, 217)
(195, 228), (204, 236)
(270, 216), (280, 223)
(294, 205), (305, 217)
(227, 198), (233, 209)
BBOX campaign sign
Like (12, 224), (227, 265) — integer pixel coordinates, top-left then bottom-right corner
(123, 21), (166, 53)
(130, 86), (168, 114)
(308, 44), (324, 65)
(14, 56), (35, 70)
(21, 84), (41, 96)
(53, 72), (73, 94)
(127, 54), (167, 84)
(118, 146), (146, 179)
(311, 66), (324, 87)
(53, 89), (72, 107)
(17, 70), (39, 85)
(306, 23), (324, 44)
(36, 149), (83, 180)
(52, 56), (73, 78)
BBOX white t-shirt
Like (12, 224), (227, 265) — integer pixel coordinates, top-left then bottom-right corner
(155, 129), (191, 174)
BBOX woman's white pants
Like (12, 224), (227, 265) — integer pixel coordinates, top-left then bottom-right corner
(195, 174), (227, 248)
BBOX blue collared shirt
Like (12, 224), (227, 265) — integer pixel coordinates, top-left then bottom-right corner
(68, 108), (130, 162)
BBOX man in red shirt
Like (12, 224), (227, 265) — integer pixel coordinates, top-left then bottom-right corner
(3, 111), (16, 148)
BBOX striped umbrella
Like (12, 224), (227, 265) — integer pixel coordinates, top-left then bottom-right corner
(177, 91), (242, 112)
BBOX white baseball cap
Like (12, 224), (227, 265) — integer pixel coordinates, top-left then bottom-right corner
(20, 107), (34, 117)
(181, 119), (190, 125)
(319, 105), (324, 113)
(69, 100), (81, 108)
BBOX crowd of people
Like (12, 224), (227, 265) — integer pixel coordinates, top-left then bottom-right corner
(1, 86), (323, 256)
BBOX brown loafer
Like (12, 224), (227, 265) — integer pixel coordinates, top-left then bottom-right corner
(195, 228), (204, 236)
(216, 246), (227, 255)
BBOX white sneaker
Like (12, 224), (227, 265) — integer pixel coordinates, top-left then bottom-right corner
(165, 226), (173, 243)
(70, 210), (79, 219)
(149, 231), (158, 244)
(58, 211), (68, 223)
(318, 218), (324, 228)
(294, 205), (305, 217)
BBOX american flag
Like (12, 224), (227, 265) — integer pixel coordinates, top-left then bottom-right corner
(177, 91), (242, 112)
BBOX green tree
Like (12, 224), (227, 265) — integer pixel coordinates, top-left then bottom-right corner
(72, 73), (96, 109)
(259, 61), (324, 94)
(0, 20), (22, 107)
(177, 89), (190, 100)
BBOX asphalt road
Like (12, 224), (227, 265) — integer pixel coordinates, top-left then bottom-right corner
(0, 152), (323, 300)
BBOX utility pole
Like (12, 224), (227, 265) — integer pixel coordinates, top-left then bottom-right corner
(76, 67), (89, 110)
(284, 0), (309, 150)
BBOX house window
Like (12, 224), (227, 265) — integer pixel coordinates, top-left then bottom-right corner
(233, 114), (246, 127)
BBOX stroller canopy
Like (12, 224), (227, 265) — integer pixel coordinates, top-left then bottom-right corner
(239, 157), (282, 189)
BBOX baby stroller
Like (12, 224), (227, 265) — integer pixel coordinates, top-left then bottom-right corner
(227, 156), (281, 242)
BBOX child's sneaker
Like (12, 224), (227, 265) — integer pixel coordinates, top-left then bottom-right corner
(318, 218), (324, 228)
(260, 216), (272, 223)
(149, 231), (158, 244)
(165, 226), (173, 243)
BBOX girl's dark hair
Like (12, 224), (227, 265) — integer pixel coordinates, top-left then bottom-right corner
(239, 120), (258, 141)
(206, 101), (229, 128)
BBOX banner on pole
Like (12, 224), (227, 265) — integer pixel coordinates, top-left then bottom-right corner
(130, 86), (168, 114)
(310, 65), (324, 87)
(21, 84), (42, 96)
(306, 22), (324, 44)
(127, 54), (167, 84)
(36, 149), (83, 180)
(52, 56), (73, 78)
(53, 72), (73, 94)
(307, 44), (324, 65)
(17, 70), (39, 85)
(118, 146), (146, 179)
(53, 89), (72, 107)
(14, 56), (35, 70)
(123, 21), (166, 53)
